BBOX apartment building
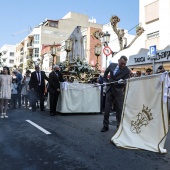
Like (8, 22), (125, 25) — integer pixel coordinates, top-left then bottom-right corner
(127, 0), (170, 72)
(0, 44), (15, 69)
(15, 12), (102, 73)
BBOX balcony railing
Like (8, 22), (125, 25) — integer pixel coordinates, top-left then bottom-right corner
(20, 47), (24, 54)
(26, 55), (32, 59)
(27, 42), (33, 47)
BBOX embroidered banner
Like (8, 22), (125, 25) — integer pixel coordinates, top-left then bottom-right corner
(111, 73), (170, 153)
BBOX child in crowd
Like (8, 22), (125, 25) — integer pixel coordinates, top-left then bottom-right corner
(21, 70), (31, 109)
(11, 78), (18, 109)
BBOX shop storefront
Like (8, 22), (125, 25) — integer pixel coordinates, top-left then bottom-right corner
(127, 47), (170, 73)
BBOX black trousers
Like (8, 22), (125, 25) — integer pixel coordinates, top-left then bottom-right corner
(49, 92), (59, 114)
(17, 84), (22, 107)
(103, 88), (124, 128)
(30, 88), (44, 111)
(11, 94), (18, 108)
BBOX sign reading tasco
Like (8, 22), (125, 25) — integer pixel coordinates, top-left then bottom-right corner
(127, 48), (170, 66)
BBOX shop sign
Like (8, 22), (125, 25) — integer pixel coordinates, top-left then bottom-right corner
(134, 50), (170, 63)
(134, 57), (145, 63)
(156, 51), (170, 60)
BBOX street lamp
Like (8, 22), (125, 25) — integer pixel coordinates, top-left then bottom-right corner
(101, 31), (110, 68)
(65, 39), (73, 65)
(51, 42), (57, 66)
(94, 44), (102, 71)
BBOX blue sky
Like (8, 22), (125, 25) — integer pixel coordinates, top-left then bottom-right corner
(0, 0), (139, 47)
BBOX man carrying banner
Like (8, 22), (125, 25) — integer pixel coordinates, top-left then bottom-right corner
(101, 55), (130, 132)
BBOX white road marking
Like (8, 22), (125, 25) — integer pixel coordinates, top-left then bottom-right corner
(26, 120), (51, 135)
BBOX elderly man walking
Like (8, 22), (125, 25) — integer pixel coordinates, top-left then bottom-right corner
(48, 65), (64, 116)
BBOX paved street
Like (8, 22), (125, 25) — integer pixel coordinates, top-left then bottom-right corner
(0, 107), (170, 170)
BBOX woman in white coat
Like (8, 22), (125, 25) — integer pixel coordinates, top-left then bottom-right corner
(0, 66), (12, 118)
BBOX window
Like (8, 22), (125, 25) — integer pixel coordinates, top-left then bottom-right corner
(147, 31), (159, 39)
(34, 48), (39, 57)
(49, 21), (58, 27)
(34, 34), (39, 44)
(9, 60), (14, 63)
(10, 52), (14, 56)
(3, 59), (6, 62)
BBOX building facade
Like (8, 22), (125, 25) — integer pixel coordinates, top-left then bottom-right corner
(0, 44), (15, 69)
(14, 12), (102, 73)
(127, 0), (170, 72)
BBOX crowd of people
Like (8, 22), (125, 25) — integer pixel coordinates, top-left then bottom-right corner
(130, 65), (165, 78)
(0, 60), (167, 133)
(0, 64), (64, 118)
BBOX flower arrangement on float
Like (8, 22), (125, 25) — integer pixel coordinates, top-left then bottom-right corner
(57, 58), (95, 83)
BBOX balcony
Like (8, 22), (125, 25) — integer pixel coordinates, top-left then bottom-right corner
(20, 47), (24, 54)
(27, 42), (34, 49)
(26, 55), (32, 59)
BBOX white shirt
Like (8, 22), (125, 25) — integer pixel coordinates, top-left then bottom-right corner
(113, 65), (119, 75)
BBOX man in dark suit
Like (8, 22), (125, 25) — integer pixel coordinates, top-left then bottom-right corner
(48, 65), (64, 116)
(29, 65), (49, 112)
(101, 55), (130, 132)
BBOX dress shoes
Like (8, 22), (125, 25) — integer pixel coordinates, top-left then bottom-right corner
(50, 113), (55, 116)
(41, 109), (45, 111)
(101, 126), (109, 132)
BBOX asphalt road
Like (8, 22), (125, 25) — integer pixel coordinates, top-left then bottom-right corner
(0, 107), (170, 170)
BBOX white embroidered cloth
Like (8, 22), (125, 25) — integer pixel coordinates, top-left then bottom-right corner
(111, 73), (170, 153)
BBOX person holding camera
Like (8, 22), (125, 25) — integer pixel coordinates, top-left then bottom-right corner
(101, 56), (130, 132)
(156, 65), (165, 73)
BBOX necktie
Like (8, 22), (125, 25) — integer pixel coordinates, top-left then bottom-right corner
(115, 68), (120, 75)
(37, 72), (40, 84)
(114, 66), (119, 75)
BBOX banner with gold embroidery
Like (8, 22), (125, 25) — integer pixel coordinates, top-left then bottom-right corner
(111, 72), (170, 153)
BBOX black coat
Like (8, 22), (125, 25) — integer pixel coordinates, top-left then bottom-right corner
(29, 71), (49, 92)
(103, 63), (130, 94)
(48, 71), (64, 93)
